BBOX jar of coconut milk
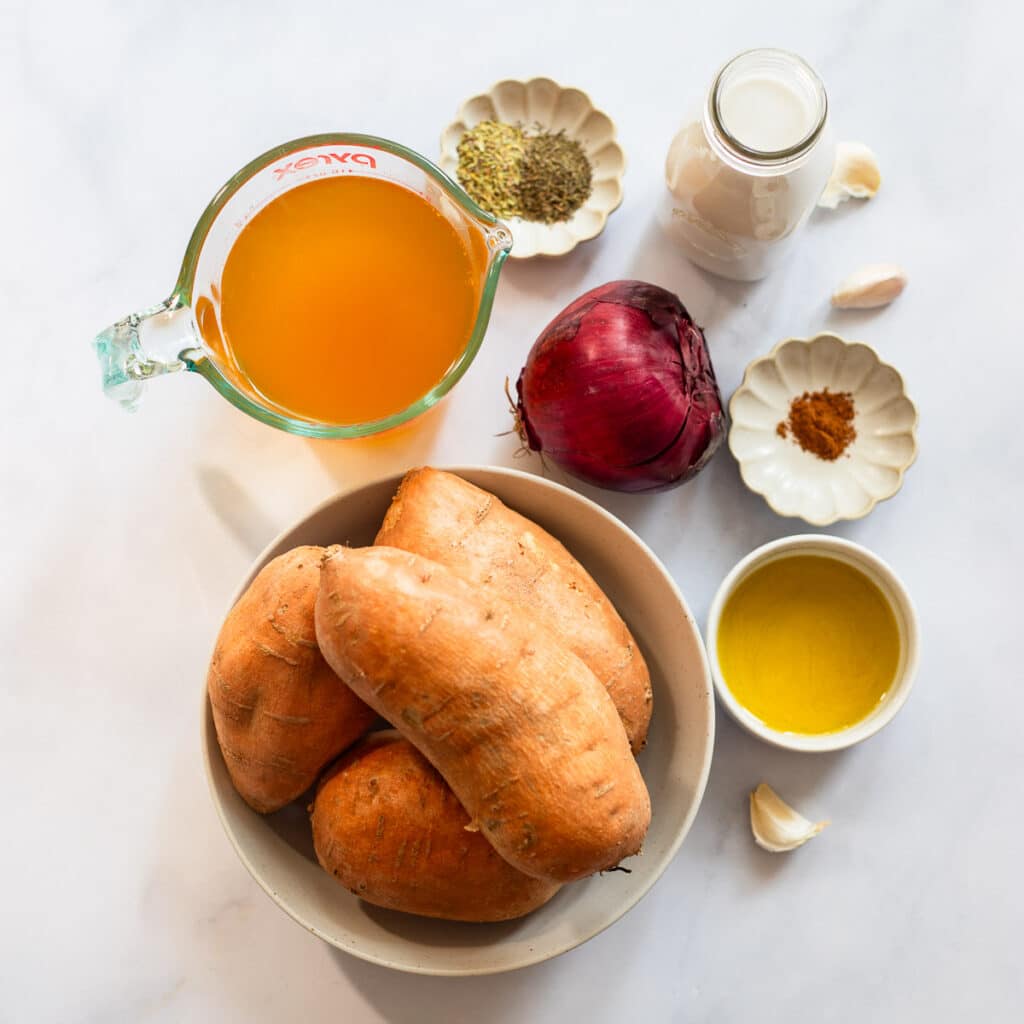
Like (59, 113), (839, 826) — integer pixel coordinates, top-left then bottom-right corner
(662, 48), (833, 281)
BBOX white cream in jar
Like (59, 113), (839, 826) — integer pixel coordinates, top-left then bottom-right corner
(662, 49), (833, 281)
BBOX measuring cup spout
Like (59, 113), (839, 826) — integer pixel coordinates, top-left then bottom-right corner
(93, 299), (200, 411)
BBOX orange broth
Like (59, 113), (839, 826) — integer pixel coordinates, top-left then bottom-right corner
(213, 175), (483, 425)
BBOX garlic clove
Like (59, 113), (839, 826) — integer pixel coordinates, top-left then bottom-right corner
(831, 263), (907, 309)
(818, 141), (882, 209)
(749, 783), (829, 853)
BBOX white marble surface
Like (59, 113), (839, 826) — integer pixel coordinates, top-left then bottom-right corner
(4, 0), (1022, 1020)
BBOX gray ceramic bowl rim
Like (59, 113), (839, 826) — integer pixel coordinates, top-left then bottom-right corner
(705, 533), (920, 753)
(201, 464), (715, 974)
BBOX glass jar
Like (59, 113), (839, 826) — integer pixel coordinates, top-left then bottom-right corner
(661, 49), (833, 281)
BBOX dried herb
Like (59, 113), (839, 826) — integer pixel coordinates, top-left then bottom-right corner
(455, 119), (593, 224)
(456, 120), (526, 220)
(778, 388), (857, 461)
(518, 130), (592, 223)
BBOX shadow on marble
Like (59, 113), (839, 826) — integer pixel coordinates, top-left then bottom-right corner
(306, 400), (448, 495)
(327, 942), (567, 1023)
(626, 213), (761, 327)
(497, 232), (601, 307)
(550, 425), (812, 598)
(807, 201), (871, 233)
(704, 712), (846, 884)
(822, 305), (900, 338)
(196, 464), (281, 557)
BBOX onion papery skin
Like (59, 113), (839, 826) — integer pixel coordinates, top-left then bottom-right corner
(515, 280), (725, 493)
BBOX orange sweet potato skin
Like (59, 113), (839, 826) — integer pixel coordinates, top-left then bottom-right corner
(375, 468), (652, 752)
(207, 546), (377, 814)
(314, 546), (651, 883)
(311, 732), (560, 921)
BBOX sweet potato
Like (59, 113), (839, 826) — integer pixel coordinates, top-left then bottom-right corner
(315, 546), (651, 883)
(375, 468), (652, 752)
(207, 546), (377, 813)
(311, 731), (560, 921)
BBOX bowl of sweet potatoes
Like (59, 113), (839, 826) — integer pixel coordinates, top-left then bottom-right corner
(202, 465), (714, 975)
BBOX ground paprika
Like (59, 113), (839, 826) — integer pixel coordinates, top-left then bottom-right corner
(777, 388), (856, 461)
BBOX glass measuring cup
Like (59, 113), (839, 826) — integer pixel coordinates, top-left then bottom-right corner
(93, 134), (513, 437)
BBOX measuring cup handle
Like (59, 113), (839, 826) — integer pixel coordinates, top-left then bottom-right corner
(92, 299), (199, 411)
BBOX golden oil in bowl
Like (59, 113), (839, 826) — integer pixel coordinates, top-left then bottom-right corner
(715, 554), (901, 735)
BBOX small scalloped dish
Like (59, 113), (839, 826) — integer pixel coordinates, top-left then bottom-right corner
(440, 78), (625, 258)
(729, 334), (918, 526)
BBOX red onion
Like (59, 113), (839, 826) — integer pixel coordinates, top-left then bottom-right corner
(515, 280), (725, 493)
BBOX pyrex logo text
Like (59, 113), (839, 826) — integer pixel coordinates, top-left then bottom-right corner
(272, 152), (377, 179)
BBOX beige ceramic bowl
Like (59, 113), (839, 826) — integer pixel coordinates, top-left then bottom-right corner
(706, 534), (920, 753)
(202, 466), (714, 975)
(439, 78), (625, 258)
(729, 333), (918, 526)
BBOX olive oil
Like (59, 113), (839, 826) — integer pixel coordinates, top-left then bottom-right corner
(716, 555), (900, 734)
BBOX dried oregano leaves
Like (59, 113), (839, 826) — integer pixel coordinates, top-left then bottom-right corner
(456, 120), (593, 224)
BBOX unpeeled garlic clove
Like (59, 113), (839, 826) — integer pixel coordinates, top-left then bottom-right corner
(831, 263), (907, 309)
(749, 783), (829, 853)
(818, 141), (882, 209)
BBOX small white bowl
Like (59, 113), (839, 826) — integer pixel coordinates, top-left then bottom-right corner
(706, 534), (920, 753)
(729, 333), (918, 526)
(439, 78), (625, 258)
(202, 465), (713, 975)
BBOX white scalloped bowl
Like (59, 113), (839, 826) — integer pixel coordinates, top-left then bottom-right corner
(729, 334), (918, 526)
(439, 78), (625, 258)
